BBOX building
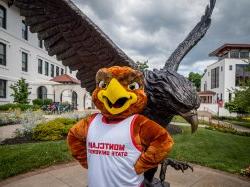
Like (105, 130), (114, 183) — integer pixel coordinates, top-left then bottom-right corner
(199, 43), (250, 116)
(0, 1), (92, 110)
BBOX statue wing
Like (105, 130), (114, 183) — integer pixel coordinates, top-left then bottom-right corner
(164, 0), (216, 71)
(10, 0), (136, 92)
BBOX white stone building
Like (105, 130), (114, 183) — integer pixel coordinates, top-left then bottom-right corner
(0, 1), (93, 110)
(199, 44), (250, 116)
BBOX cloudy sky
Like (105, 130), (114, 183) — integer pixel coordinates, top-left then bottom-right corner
(72, 0), (250, 76)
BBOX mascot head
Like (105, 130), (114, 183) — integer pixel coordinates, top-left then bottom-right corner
(92, 66), (147, 119)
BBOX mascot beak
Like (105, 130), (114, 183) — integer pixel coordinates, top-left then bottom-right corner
(97, 78), (137, 115)
(179, 110), (198, 133)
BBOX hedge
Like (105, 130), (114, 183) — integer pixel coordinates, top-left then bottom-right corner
(0, 104), (39, 111)
(32, 98), (53, 106)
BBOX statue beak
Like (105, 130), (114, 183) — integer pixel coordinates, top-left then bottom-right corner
(179, 110), (198, 133)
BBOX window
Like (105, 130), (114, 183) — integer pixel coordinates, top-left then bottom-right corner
(56, 66), (59, 76)
(240, 51), (249, 59)
(0, 79), (6, 98)
(38, 59), (43, 74)
(37, 86), (47, 100)
(211, 67), (219, 89)
(204, 82), (207, 91)
(22, 20), (28, 40)
(0, 5), (6, 29)
(229, 93), (232, 102)
(221, 66), (223, 71)
(229, 65), (233, 70)
(230, 50), (239, 58)
(235, 64), (250, 86)
(222, 52), (228, 59)
(50, 64), (54, 77)
(45, 61), (49, 76)
(22, 52), (28, 72)
(39, 40), (43, 48)
(0, 42), (6, 66)
(61, 68), (64, 75)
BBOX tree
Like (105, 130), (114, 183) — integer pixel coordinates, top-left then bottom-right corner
(10, 78), (31, 104)
(225, 61), (250, 114)
(136, 60), (149, 72)
(187, 72), (202, 91)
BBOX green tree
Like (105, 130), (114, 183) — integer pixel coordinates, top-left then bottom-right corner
(136, 60), (149, 72)
(10, 78), (31, 104)
(187, 72), (202, 91)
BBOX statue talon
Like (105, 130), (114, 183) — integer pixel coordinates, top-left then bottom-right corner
(159, 158), (193, 183)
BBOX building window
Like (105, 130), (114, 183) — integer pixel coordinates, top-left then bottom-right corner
(211, 67), (219, 89)
(22, 52), (28, 72)
(221, 66), (223, 71)
(222, 52), (228, 59)
(50, 64), (54, 77)
(37, 86), (47, 100)
(45, 61), (49, 76)
(204, 82), (207, 91)
(39, 40), (43, 48)
(229, 92), (232, 102)
(240, 51), (249, 59)
(38, 59), (43, 74)
(230, 50), (239, 58)
(22, 20), (28, 40)
(229, 65), (233, 70)
(0, 42), (6, 66)
(0, 79), (6, 98)
(56, 66), (59, 76)
(0, 5), (6, 29)
(235, 64), (250, 86)
(61, 68), (64, 75)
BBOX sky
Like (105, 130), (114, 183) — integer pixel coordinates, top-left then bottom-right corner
(72, 0), (250, 76)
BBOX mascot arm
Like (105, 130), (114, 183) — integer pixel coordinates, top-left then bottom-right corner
(133, 115), (174, 174)
(67, 115), (95, 168)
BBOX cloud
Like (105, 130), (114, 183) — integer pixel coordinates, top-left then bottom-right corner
(72, 0), (250, 76)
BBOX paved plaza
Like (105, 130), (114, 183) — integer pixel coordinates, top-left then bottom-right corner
(0, 162), (249, 187)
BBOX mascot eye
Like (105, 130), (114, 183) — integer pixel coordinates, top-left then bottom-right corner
(98, 80), (107, 89)
(128, 82), (140, 90)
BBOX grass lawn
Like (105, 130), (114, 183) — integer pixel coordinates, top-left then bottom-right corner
(0, 140), (73, 180)
(172, 115), (187, 123)
(170, 127), (250, 174)
(172, 115), (210, 125)
(1, 127), (250, 180)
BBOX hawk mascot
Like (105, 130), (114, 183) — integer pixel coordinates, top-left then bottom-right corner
(7, 0), (216, 186)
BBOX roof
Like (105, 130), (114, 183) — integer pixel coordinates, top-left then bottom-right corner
(198, 91), (216, 96)
(209, 43), (250, 57)
(50, 74), (80, 84)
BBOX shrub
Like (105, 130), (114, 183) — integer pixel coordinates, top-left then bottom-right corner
(32, 99), (43, 106)
(205, 123), (250, 137)
(0, 103), (38, 111)
(32, 118), (77, 141)
(212, 115), (250, 122)
(240, 166), (250, 177)
(32, 98), (53, 106)
(0, 110), (22, 126)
